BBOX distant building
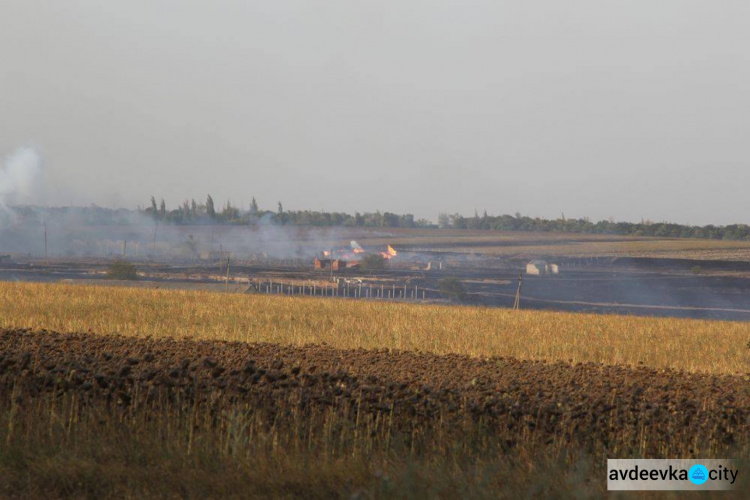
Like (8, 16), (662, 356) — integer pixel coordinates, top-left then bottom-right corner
(526, 260), (546, 276)
(526, 260), (560, 276)
(314, 258), (359, 271)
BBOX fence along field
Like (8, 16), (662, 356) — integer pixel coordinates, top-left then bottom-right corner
(1, 281), (748, 497)
(0, 282), (747, 374)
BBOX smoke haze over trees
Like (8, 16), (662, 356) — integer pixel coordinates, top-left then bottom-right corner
(5, 196), (750, 241)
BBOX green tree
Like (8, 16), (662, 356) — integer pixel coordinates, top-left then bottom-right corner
(206, 195), (216, 219)
(449, 213), (467, 229)
(438, 212), (450, 229)
(467, 210), (481, 230)
(222, 200), (239, 222)
(481, 210), (490, 230)
(400, 213), (415, 228)
(276, 202), (287, 224)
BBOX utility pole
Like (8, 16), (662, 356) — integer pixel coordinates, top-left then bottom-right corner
(512, 271), (523, 310)
(225, 255), (230, 291)
(43, 215), (48, 260)
(153, 221), (158, 257)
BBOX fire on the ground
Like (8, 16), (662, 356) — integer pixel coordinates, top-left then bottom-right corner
(316, 241), (397, 269)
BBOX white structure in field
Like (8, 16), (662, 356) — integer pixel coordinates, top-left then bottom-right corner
(526, 260), (560, 276)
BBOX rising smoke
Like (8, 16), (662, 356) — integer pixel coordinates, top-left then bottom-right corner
(0, 146), (43, 222)
(0, 144), (378, 260)
(0, 145), (348, 258)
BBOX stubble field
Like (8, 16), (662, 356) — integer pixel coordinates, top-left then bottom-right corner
(0, 281), (748, 498)
(1, 282), (748, 374)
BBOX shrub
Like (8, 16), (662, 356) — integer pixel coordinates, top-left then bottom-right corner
(106, 260), (138, 280)
(438, 277), (467, 302)
(359, 254), (387, 272)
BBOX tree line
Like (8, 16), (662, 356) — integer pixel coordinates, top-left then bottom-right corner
(437, 211), (750, 240)
(10, 197), (750, 241)
(144, 196), (750, 240)
(143, 195), (430, 228)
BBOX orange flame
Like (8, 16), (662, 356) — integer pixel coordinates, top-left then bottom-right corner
(380, 245), (398, 259)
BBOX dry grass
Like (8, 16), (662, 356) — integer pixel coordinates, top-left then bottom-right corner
(1, 281), (747, 375)
(0, 392), (612, 500)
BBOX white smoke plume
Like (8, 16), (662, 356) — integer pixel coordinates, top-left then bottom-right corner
(0, 146), (43, 215)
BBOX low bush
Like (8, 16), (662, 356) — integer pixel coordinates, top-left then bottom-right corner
(106, 260), (138, 280)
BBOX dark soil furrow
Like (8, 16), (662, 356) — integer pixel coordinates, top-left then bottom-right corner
(1, 328), (747, 456)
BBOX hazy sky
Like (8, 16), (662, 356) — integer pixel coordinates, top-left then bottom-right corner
(1, 1), (749, 225)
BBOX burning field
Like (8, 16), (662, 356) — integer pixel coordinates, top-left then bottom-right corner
(315, 240), (398, 270)
(1, 326), (749, 497)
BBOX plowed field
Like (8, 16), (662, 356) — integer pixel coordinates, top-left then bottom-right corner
(2, 328), (747, 458)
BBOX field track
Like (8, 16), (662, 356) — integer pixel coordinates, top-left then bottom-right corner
(2, 328), (747, 457)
